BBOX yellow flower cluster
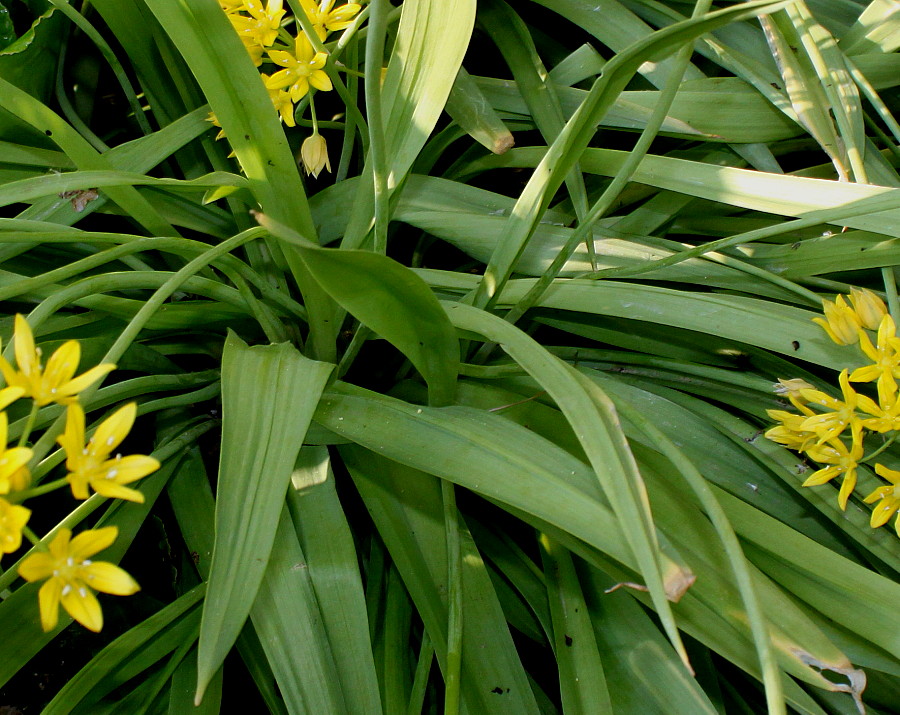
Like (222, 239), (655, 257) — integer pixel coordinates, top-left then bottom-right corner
(0, 316), (160, 632)
(766, 289), (900, 535)
(213, 0), (360, 177)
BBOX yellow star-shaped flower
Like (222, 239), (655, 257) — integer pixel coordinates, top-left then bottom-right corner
(58, 403), (160, 503)
(0, 315), (115, 407)
(18, 527), (139, 632)
(267, 32), (332, 102)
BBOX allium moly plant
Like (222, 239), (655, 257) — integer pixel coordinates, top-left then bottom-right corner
(1, 0), (900, 712)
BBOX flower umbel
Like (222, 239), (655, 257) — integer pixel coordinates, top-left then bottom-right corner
(58, 403), (160, 503)
(18, 527), (139, 632)
(0, 315), (115, 406)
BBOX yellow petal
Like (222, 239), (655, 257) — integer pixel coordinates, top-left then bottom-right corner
(0, 356), (21, 390)
(0, 446), (34, 481)
(309, 71), (332, 92)
(0, 386), (24, 411)
(69, 526), (118, 560)
(18, 551), (54, 581)
(802, 467), (838, 487)
(13, 315), (37, 376)
(43, 341), (81, 390)
(870, 500), (896, 527)
(92, 403), (137, 456)
(838, 471), (857, 510)
(57, 363), (116, 399)
(89, 480), (145, 503)
(61, 584), (103, 632)
(66, 471), (91, 501)
(82, 562), (140, 595)
(38, 579), (62, 632)
(106, 454), (160, 482)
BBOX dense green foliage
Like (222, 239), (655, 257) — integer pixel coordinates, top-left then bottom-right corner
(0, 0), (898, 712)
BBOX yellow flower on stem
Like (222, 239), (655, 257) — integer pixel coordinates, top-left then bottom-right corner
(18, 527), (139, 632)
(0, 315), (115, 407)
(298, 0), (362, 39)
(0, 413), (33, 494)
(798, 369), (875, 447)
(0, 497), (30, 555)
(812, 295), (861, 345)
(849, 287), (887, 330)
(58, 403), (160, 503)
(866, 464), (900, 536)
(228, 0), (285, 48)
(849, 313), (900, 407)
(803, 438), (864, 510)
(268, 32), (332, 102)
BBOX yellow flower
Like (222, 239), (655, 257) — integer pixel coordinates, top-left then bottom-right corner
(866, 464), (900, 536)
(798, 369), (875, 447)
(0, 315), (115, 407)
(803, 438), (863, 510)
(298, 0), (361, 39)
(219, 0), (246, 12)
(300, 132), (331, 178)
(262, 74), (296, 127)
(18, 527), (139, 632)
(0, 497), (30, 555)
(268, 32), (332, 102)
(58, 403), (160, 503)
(228, 0), (285, 48)
(849, 313), (900, 407)
(812, 295), (861, 346)
(848, 287), (887, 331)
(0, 413), (33, 494)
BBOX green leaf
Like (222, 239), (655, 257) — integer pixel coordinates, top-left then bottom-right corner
(195, 332), (333, 702)
(257, 213), (459, 406)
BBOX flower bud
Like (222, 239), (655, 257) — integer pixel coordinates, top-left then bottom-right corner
(849, 287), (887, 330)
(300, 132), (331, 179)
(773, 378), (815, 402)
(812, 294), (861, 345)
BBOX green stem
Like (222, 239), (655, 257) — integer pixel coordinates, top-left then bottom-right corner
(862, 433), (899, 464)
(14, 477), (70, 502)
(18, 402), (40, 448)
(22, 526), (40, 547)
(365, 0), (390, 254)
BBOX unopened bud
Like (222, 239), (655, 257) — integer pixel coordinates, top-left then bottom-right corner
(300, 133), (331, 179)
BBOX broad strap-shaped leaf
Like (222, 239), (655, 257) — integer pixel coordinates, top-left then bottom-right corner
(257, 213), (459, 406)
(196, 332), (333, 702)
